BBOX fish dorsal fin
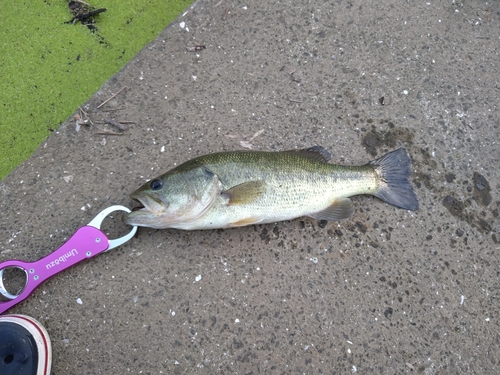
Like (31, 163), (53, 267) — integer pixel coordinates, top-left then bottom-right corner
(308, 198), (354, 221)
(222, 181), (267, 205)
(284, 145), (331, 163)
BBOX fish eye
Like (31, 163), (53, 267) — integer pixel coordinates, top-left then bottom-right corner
(150, 179), (163, 190)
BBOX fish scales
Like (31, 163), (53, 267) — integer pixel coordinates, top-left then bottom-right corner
(188, 154), (375, 227)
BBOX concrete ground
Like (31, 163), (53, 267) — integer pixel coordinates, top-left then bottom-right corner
(1, 0), (499, 373)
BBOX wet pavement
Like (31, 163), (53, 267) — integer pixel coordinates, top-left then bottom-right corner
(1, 0), (499, 373)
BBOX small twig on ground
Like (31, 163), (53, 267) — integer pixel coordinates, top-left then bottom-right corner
(103, 118), (127, 131)
(287, 98), (304, 103)
(187, 43), (206, 52)
(74, 113), (84, 131)
(223, 8), (230, 20)
(97, 87), (128, 109)
(74, 106), (94, 131)
(97, 131), (125, 136)
(214, 0), (224, 7)
(249, 129), (265, 142)
(239, 129), (265, 149)
(79, 107), (94, 125)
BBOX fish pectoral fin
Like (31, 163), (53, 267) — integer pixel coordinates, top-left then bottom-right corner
(229, 217), (264, 227)
(222, 181), (267, 206)
(308, 198), (354, 221)
(284, 145), (331, 163)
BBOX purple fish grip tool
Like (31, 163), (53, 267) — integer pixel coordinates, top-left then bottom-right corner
(0, 205), (137, 314)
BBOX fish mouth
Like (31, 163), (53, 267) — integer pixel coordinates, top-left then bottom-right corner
(125, 193), (168, 227)
(131, 191), (166, 212)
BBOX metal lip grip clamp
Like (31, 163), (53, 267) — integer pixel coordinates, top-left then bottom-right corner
(0, 206), (137, 314)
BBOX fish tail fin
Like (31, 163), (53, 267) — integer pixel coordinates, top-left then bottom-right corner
(369, 148), (419, 211)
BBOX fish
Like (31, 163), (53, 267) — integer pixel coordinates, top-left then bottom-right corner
(125, 146), (419, 230)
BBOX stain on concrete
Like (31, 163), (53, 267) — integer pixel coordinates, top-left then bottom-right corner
(412, 147), (439, 190)
(442, 195), (464, 218)
(473, 172), (492, 207)
(361, 125), (414, 156)
(445, 172), (456, 183)
(442, 183), (495, 234)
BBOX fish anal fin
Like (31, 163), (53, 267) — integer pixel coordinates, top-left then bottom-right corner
(308, 198), (354, 221)
(284, 145), (331, 163)
(229, 217), (264, 227)
(222, 181), (266, 206)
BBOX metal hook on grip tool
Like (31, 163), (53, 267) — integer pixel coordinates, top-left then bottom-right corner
(0, 205), (137, 314)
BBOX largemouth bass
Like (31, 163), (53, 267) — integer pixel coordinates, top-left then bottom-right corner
(126, 146), (418, 230)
